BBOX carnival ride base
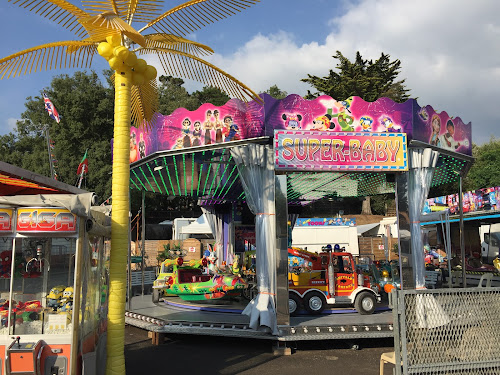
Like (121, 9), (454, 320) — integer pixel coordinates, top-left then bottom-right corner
(125, 294), (394, 341)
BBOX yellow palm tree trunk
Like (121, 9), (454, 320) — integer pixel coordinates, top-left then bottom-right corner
(106, 66), (132, 375)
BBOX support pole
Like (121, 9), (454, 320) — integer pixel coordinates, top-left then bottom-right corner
(141, 190), (146, 295)
(274, 174), (289, 326)
(459, 175), (466, 287)
(45, 126), (55, 179)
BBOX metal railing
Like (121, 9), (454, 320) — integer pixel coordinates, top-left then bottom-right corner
(392, 287), (500, 375)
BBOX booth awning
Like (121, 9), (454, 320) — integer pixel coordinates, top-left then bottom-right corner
(0, 161), (87, 196)
(356, 223), (380, 235)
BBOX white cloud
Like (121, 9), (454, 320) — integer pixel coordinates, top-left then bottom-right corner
(1, 118), (18, 134)
(206, 0), (500, 145)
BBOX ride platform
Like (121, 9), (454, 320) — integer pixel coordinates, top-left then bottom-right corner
(125, 294), (394, 342)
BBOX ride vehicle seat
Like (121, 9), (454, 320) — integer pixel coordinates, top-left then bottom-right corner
(178, 269), (211, 283)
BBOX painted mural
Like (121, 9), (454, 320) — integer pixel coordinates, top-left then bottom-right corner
(127, 93), (472, 163)
(295, 217), (356, 227)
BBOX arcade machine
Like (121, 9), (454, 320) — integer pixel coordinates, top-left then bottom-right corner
(0, 203), (110, 375)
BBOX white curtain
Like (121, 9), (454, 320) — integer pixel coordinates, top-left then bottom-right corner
(408, 148), (439, 288)
(231, 144), (278, 335)
(201, 207), (224, 266)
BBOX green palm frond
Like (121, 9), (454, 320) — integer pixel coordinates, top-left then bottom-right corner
(0, 41), (96, 79)
(80, 12), (146, 46)
(139, 0), (260, 36)
(8, 0), (90, 38)
(143, 47), (261, 103)
(141, 34), (213, 57)
(131, 79), (161, 128)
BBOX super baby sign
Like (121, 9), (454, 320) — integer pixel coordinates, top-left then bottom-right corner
(275, 131), (408, 172)
(16, 208), (77, 233)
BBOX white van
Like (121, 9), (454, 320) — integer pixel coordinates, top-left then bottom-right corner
(481, 223), (500, 264)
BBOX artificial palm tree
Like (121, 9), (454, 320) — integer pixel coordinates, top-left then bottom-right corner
(1, 1), (261, 373)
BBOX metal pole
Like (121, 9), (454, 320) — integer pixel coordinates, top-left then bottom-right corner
(275, 174), (289, 326)
(45, 126), (55, 179)
(141, 190), (146, 296)
(459, 175), (466, 287)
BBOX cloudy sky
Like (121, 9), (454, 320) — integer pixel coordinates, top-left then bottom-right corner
(1, 0), (498, 145)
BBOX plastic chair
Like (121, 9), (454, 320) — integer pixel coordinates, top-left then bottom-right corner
(478, 273), (493, 288)
(380, 351), (396, 375)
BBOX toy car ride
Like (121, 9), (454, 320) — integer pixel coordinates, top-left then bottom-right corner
(288, 245), (381, 315)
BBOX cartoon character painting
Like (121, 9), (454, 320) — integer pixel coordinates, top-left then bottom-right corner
(429, 114), (441, 146)
(130, 132), (138, 163)
(418, 107), (429, 122)
(380, 116), (401, 132)
(214, 109), (223, 143)
(192, 121), (202, 146)
(282, 114), (302, 130)
(329, 98), (354, 131)
(359, 116), (373, 132)
(311, 114), (332, 131)
(138, 133), (146, 158)
(203, 110), (213, 145)
(182, 118), (192, 148)
(172, 138), (183, 150)
(438, 119), (469, 151)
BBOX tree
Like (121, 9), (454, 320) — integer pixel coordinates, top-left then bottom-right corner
(302, 51), (411, 103)
(265, 84), (288, 99)
(302, 51), (411, 215)
(158, 75), (199, 115)
(192, 85), (231, 107)
(464, 138), (500, 190)
(1, 1), (261, 373)
(0, 71), (114, 201)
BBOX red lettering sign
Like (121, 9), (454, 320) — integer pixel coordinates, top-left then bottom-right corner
(16, 208), (76, 233)
(0, 210), (13, 232)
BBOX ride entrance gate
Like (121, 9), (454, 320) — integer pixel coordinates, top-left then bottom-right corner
(125, 94), (473, 342)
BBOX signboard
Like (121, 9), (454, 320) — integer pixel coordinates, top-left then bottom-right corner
(295, 218), (356, 227)
(275, 131), (408, 172)
(16, 208), (77, 233)
(47, 313), (67, 331)
(188, 246), (196, 253)
(0, 209), (13, 232)
(120, 94), (472, 162)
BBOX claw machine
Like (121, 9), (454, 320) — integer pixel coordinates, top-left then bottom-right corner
(0, 203), (110, 375)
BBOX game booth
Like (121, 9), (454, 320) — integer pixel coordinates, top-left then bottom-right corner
(125, 93), (473, 342)
(0, 162), (110, 375)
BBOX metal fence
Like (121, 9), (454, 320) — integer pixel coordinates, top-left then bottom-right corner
(392, 287), (500, 375)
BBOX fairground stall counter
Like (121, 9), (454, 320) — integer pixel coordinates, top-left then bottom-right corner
(0, 192), (110, 375)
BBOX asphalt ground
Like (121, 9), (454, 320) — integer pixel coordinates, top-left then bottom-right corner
(124, 324), (396, 375)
